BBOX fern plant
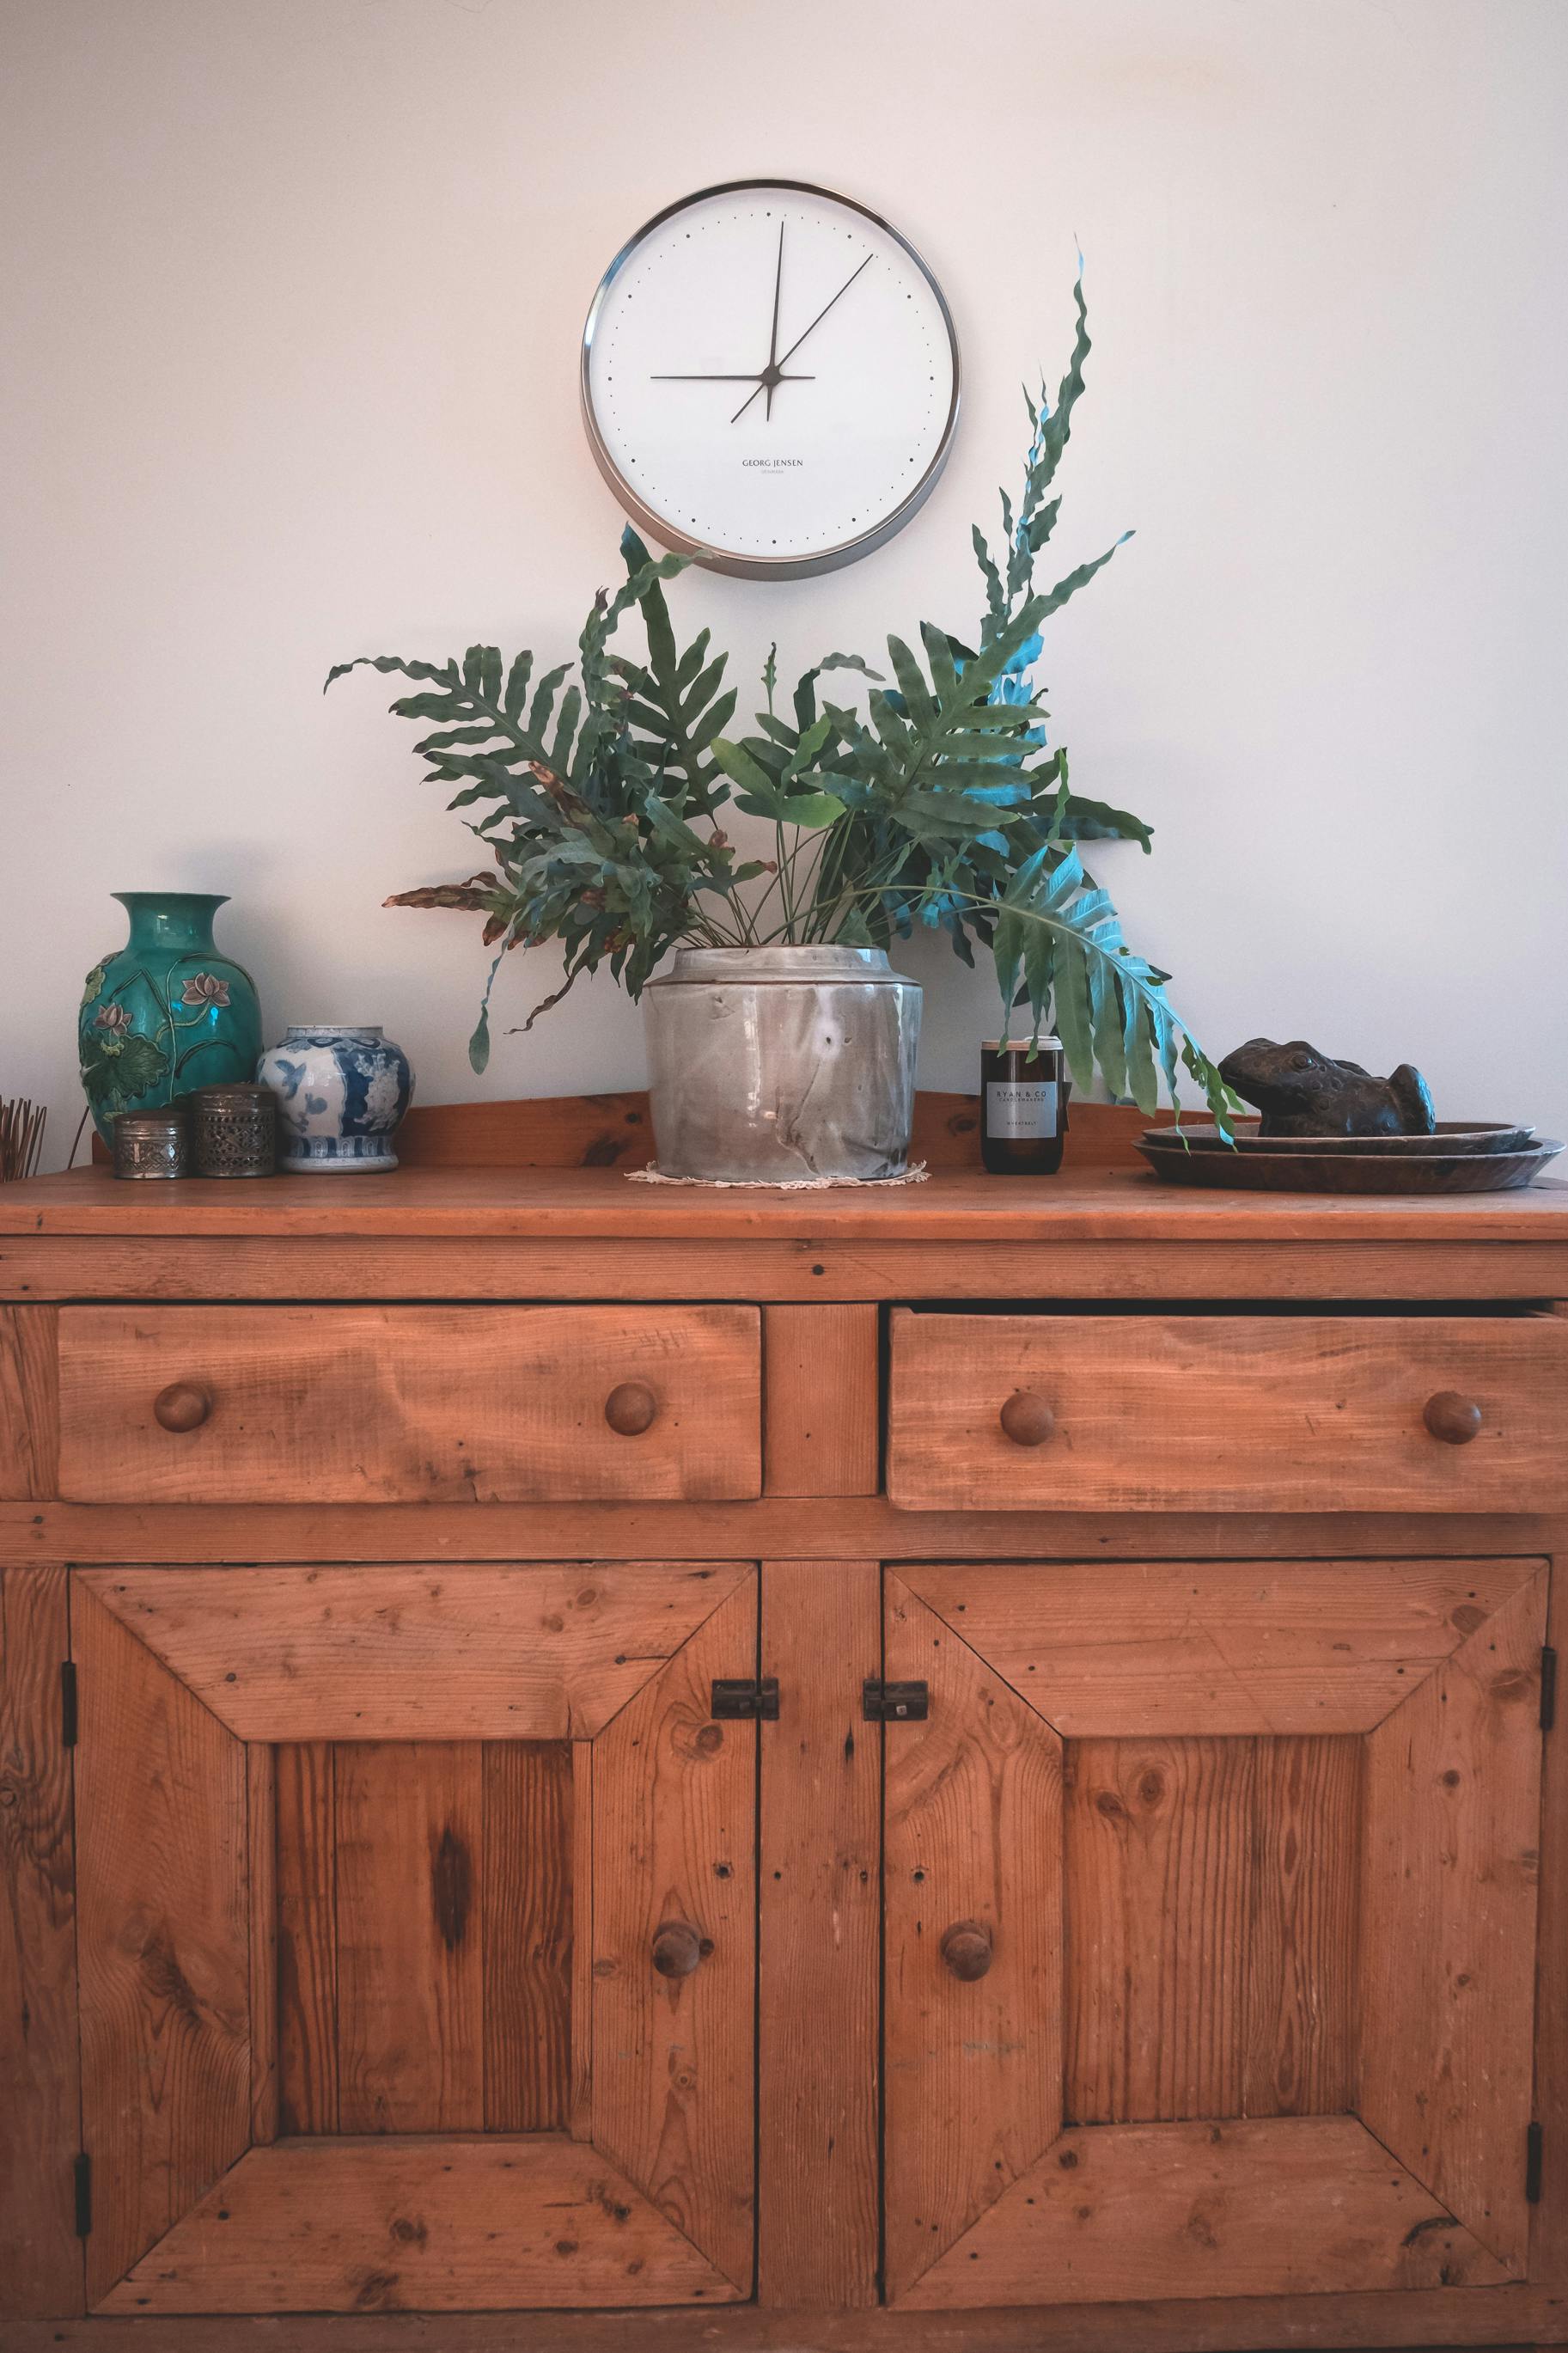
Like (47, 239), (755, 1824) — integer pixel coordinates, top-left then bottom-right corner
(328, 274), (1229, 1127)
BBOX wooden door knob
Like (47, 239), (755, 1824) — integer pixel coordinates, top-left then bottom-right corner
(999, 1390), (1054, 1448)
(153, 1381), (211, 1433)
(940, 1921), (993, 1982)
(650, 1920), (706, 1978)
(1424, 1390), (1483, 1445)
(605, 1380), (658, 1437)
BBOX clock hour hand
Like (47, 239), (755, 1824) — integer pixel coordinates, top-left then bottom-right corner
(730, 250), (873, 423)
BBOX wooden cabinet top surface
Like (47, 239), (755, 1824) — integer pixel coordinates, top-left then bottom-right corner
(6, 1156), (1568, 1244)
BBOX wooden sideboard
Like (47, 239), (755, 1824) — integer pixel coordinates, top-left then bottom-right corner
(5, 1093), (1568, 2353)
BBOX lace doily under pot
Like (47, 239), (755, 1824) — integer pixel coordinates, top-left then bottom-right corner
(625, 1161), (930, 1191)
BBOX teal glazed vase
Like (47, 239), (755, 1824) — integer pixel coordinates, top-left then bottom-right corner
(78, 892), (263, 1144)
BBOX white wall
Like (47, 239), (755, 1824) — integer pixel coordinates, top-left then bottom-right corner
(3, 0), (1565, 1169)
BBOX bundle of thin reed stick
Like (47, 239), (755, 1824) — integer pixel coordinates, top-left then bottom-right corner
(0, 1096), (47, 1182)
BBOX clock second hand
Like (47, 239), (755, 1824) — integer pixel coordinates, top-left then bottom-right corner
(730, 249), (874, 424)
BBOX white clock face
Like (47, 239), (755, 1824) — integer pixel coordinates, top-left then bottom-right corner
(582, 181), (960, 579)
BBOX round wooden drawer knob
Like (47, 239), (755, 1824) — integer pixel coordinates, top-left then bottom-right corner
(999, 1390), (1054, 1448)
(1424, 1390), (1483, 1445)
(153, 1381), (211, 1434)
(605, 1380), (658, 1437)
(650, 1920), (706, 1978)
(940, 1921), (993, 1983)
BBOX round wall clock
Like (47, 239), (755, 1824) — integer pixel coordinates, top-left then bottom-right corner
(581, 180), (961, 580)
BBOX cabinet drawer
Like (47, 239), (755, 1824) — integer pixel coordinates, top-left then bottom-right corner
(57, 1305), (760, 1502)
(887, 1308), (1568, 1512)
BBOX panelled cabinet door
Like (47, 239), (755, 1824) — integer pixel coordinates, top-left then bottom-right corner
(70, 1562), (759, 2313)
(882, 1556), (1549, 2309)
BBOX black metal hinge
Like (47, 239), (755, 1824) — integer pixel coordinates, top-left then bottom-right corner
(1527, 2120), (1544, 2203)
(863, 1678), (929, 1723)
(1541, 1647), (1558, 1733)
(60, 1661), (78, 1750)
(74, 2152), (92, 2238)
(710, 1677), (778, 1722)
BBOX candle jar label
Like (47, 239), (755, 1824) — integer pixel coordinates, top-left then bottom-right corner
(985, 1079), (1059, 1139)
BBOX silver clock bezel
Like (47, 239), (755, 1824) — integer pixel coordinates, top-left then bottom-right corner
(580, 178), (961, 582)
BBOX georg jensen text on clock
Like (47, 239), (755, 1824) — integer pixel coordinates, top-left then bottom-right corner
(581, 180), (961, 581)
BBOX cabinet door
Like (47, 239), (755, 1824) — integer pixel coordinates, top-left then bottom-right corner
(882, 1556), (1548, 2309)
(70, 1561), (757, 2313)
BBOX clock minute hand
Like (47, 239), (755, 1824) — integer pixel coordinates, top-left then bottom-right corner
(731, 251), (875, 423)
(765, 220), (784, 422)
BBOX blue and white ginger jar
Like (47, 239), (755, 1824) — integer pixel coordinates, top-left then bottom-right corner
(258, 1024), (413, 1174)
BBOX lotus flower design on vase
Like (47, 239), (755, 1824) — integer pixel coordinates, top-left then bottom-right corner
(180, 972), (231, 1009)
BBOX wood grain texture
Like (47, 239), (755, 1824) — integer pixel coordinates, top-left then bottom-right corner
(762, 1307), (880, 1497)
(1533, 1545), (1568, 2287)
(883, 1578), (1063, 2302)
(13, 1230), (1568, 1305)
(246, 1745), (278, 2145)
(14, 1154), (1568, 1241)
(482, 1741), (572, 2133)
(570, 1740), (594, 2142)
(57, 1305), (761, 1504)
(1064, 1736), (1358, 2124)
(321, 1091), (1137, 1175)
(0, 1303), (58, 1497)
(275, 1743), (337, 2137)
(898, 2116), (1511, 2309)
(8, 2284), (1568, 2353)
(0, 1561), (80, 2318)
(275, 1738), (578, 2143)
(97, 2137), (741, 2313)
(904, 1555), (1542, 1734)
(1242, 1737), (1361, 2119)
(11, 1497), (1560, 1566)
(73, 1585), (250, 2306)
(79, 1562), (753, 1739)
(334, 1742), (485, 2135)
(756, 1560), (879, 2310)
(1359, 1565), (1547, 2274)
(1065, 1737), (1252, 2124)
(393, 1091), (660, 1170)
(888, 1309), (1568, 1513)
(593, 1573), (758, 2295)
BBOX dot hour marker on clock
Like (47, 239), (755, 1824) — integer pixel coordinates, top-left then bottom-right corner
(581, 180), (961, 580)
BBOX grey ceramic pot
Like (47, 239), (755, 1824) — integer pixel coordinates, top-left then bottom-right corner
(644, 945), (922, 1183)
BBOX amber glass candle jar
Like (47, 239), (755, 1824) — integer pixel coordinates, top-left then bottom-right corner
(980, 1038), (1067, 1176)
